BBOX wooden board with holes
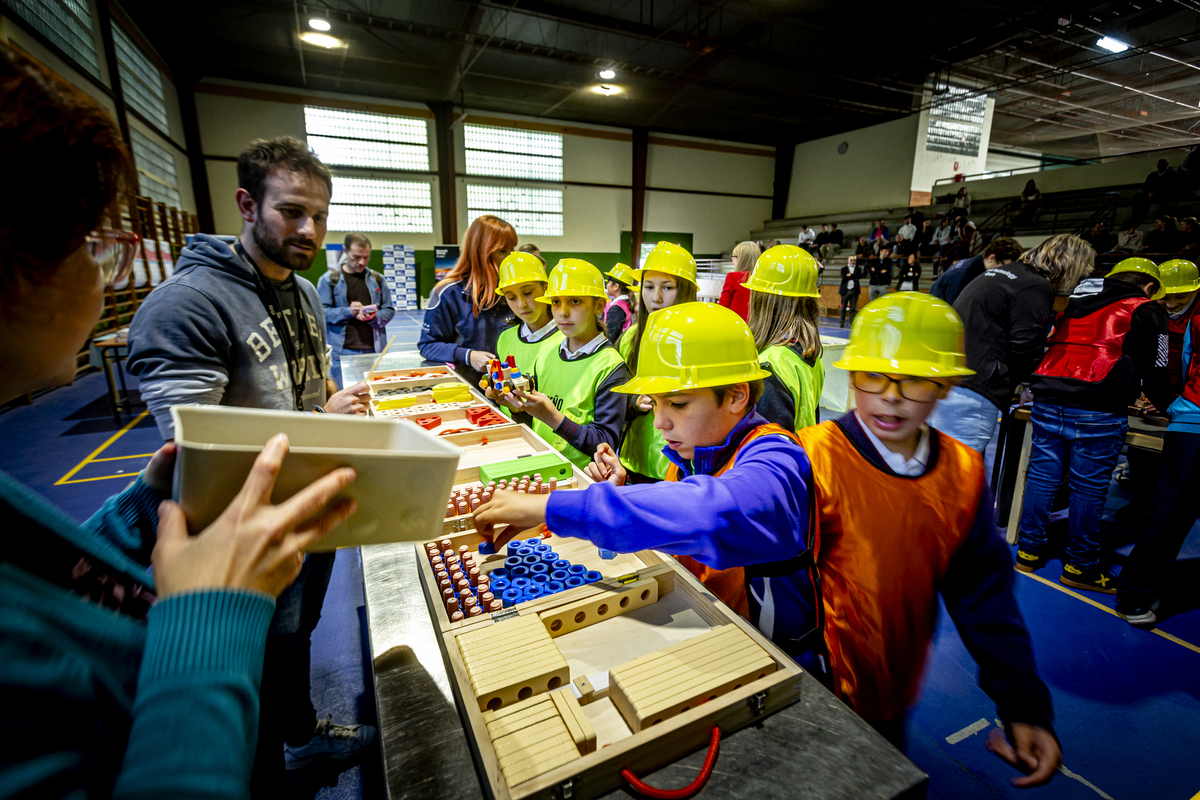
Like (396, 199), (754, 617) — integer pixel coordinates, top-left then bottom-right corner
(458, 617), (570, 711)
(539, 577), (659, 636)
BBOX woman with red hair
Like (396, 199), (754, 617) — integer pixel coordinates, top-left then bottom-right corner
(419, 214), (518, 385)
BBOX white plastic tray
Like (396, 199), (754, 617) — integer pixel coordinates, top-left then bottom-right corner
(171, 405), (461, 551)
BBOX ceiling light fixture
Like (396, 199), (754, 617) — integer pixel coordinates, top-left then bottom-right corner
(592, 84), (621, 96)
(308, 18), (331, 31)
(1097, 36), (1130, 53)
(599, 68), (616, 79)
(299, 31), (343, 48)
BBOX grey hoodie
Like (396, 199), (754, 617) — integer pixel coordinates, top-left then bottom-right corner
(127, 233), (331, 439)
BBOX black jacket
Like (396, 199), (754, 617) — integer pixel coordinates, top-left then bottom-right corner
(839, 264), (863, 296)
(895, 262), (921, 290)
(955, 262), (1055, 410)
(868, 257), (893, 286)
(1030, 278), (1172, 414)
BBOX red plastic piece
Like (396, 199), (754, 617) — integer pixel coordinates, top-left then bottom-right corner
(481, 436), (488, 445)
(437, 428), (474, 436)
(414, 415), (442, 430)
(620, 727), (720, 800)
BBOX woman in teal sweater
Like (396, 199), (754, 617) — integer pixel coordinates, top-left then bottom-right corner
(0, 45), (356, 799)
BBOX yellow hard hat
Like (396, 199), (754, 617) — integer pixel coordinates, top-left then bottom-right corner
(741, 244), (820, 298)
(536, 258), (608, 303)
(606, 262), (640, 288)
(638, 241), (698, 286)
(1153, 259), (1198, 295)
(614, 302), (771, 395)
(495, 251), (548, 295)
(1108, 257), (1166, 300)
(834, 292), (975, 378)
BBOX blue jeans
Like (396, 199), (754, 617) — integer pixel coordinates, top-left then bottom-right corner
(1017, 403), (1127, 569)
(928, 386), (1001, 454)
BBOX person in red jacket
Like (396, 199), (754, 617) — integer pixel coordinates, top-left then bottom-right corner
(1016, 258), (1173, 590)
(718, 241), (760, 321)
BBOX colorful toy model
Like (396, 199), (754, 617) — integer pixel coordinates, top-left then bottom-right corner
(478, 356), (529, 396)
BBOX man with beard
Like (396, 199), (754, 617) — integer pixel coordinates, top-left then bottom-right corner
(127, 137), (376, 794)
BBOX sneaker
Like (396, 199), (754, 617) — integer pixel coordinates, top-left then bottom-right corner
(1015, 550), (1045, 573)
(1059, 563), (1117, 594)
(1116, 596), (1160, 628)
(283, 714), (378, 770)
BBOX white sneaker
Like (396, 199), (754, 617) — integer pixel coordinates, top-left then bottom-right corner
(283, 714), (378, 770)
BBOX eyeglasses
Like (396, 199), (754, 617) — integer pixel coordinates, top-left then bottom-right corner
(86, 230), (141, 286)
(852, 372), (945, 403)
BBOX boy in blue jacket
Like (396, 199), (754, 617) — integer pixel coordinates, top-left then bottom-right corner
(476, 298), (1059, 787)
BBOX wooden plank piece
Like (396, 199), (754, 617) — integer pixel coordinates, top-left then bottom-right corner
(492, 716), (573, 760)
(500, 741), (580, 786)
(538, 577), (659, 637)
(617, 628), (761, 692)
(550, 689), (596, 754)
(610, 625), (742, 685)
(486, 704), (560, 740)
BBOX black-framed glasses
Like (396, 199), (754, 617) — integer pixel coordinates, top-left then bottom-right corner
(86, 229), (141, 286)
(852, 372), (944, 403)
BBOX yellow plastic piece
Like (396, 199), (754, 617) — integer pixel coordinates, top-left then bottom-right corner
(496, 251), (550, 294)
(614, 302), (771, 395)
(637, 241), (698, 286)
(1156, 259), (1199, 295)
(833, 292), (975, 378)
(536, 258), (608, 303)
(375, 395), (421, 411)
(741, 244), (820, 298)
(431, 382), (472, 403)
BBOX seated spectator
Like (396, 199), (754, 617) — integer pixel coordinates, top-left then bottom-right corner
(814, 224), (831, 255)
(869, 219), (890, 242)
(855, 235), (873, 261)
(957, 218), (983, 256)
(1082, 221), (1114, 254)
(932, 217), (954, 252)
(1179, 217), (1199, 253)
(951, 186), (972, 217)
(1134, 159), (1182, 220)
(896, 253), (921, 292)
(1014, 179), (1042, 224)
(918, 218), (939, 258)
(718, 240), (760, 321)
(1142, 215), (1179, 254)
(797, 224), (817, 253)
(893, 233), (917, 257)
(897, 215), (917, 243)
(1117, 220), (1145, 252)
(820, 222), (844, 259)
(907, 205), (926, 231)
(838, 254), (864, 328)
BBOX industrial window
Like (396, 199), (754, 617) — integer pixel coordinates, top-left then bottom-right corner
(328, 176), (434, 233)
(3, 0), (100, 77)
(112, 23), (169, 132)
(304, 106), (429, 171)
(926, 83), (988, 158)
(464, 124), (563, 181)
(129, 127), (181, 208)
(466, 185), (563, 237)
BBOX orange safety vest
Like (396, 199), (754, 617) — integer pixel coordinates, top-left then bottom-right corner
(796, 420), (984, 722)
(1035, 296), (1151, 384)
(667, 423), (801, 621)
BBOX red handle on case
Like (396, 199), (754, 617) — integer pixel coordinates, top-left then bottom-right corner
(620, 726), (721, 800)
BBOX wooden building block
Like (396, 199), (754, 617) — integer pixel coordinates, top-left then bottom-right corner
(538, 577), (659, 637)
(499, 741), (580, 786)
(573, 675), (595, 704)
(482, 693), (553, 724)
(464, 640), (561, 679)
(486, 704), (560, 740)
(609, 625), (743, 685)
(456, 615), (543, 655)
(550, 689), (596, 754)
(492, 716), (573, 759)
(615, 629), (757, 692)
(458, 620), (570, 711)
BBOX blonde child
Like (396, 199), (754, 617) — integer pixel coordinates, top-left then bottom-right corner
(745, 244), (825, 431)
(617, 241), (699, 482)
(498, 259), (628, 469)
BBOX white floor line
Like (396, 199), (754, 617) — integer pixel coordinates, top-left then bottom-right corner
(1058, 764), (1115, 799)
(945, 718), (990, 744)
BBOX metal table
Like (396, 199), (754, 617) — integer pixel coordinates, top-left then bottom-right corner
(361, 542), (928, 800)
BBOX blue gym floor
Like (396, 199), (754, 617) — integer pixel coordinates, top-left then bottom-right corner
(0, 311), (1196, 799)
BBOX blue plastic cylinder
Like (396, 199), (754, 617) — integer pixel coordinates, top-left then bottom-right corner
(504, 556), (523, 569)
(531, 573), (550, 584)
(568, 564), (587, 576)
(529, 562), (550, 575)
(541, 551), (559, 564)
(598, 548), (617, 560)
(565, 576), (585, 588)
(491, 568), (509, 580)
(526, 585), (545, 599)
(523, 538), (541, 548)
(552, 560), (570, 571)
(490, 577), (510, 593)
(511, 577), (531, 591)
(510, 565), (529, 578)
(521, 554), (542, 566)
(545, 580), (565, 594)
(532, 542), (551, 554)
(478, 541), (495, 556)
(550, 569), (570, 582)
(584, 570), (602, 583)
(502, 588), (522, 607)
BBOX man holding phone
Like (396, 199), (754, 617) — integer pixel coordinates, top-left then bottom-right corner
(318, 232), (396, 388)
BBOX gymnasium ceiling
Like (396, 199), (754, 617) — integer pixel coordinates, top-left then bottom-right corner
(121, 0), (1200, 158)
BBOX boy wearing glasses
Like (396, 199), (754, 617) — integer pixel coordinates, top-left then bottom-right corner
(475, 297), (1060, 787)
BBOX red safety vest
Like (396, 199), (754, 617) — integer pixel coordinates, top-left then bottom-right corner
(1168, 297), (1200, 395)
(1035, 296), (1151, 383)
(1182, 314), (1200, 405)
(668, 423), (801, 621)
(796, 421), (984, 722)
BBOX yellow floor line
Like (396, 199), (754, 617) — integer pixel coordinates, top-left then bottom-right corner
(58, 471), (144, 485)
(1018, 570), (1200, 656)
(90, 453), (155, 462)
(54, 410), (149, 485)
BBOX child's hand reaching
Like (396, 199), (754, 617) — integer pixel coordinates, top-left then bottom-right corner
(584, 443), (626, 486)
(508, 388), (564, 428)
(473, 491), (551, 550)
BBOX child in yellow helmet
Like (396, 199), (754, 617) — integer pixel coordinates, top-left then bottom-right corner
(489, 252), (564, 419)
(744, 244), (825, 432)
(476, 294), (1060, 787)
(617, 242), (699, 482)
(495, 259), (628, 469)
